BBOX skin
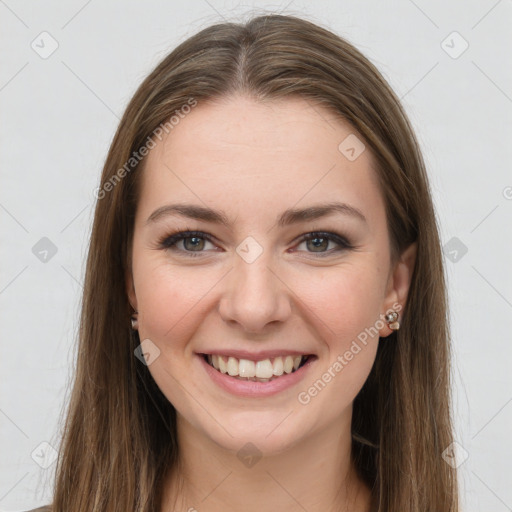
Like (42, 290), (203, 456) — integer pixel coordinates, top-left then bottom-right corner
(126, 94), (416, 512)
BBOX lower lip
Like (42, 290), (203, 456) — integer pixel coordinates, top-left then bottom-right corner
(197, 354), (316, 398)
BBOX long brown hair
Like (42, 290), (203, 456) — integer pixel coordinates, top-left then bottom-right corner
(48, 13), (458, 511)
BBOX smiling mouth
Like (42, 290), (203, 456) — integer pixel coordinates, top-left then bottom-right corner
(202, 354), (312, 382)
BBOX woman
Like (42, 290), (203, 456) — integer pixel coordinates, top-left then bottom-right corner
(32, 13), (458, 512)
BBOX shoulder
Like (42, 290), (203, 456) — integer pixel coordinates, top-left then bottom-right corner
(24, 507), (51, 512)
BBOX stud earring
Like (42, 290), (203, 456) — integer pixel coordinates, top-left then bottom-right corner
(130, 312), (139, 330)
(385, 311), (400, 331)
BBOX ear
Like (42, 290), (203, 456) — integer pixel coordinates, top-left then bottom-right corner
(379, 242), (417, 337)
(125, 251), (138, 312)
(126, 270), (138, 312)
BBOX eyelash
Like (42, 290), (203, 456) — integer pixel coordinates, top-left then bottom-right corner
(157, 229), (354, 258)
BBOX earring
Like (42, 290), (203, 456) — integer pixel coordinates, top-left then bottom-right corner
(130, 312), (139, 330)
(385, 311), (400, 331)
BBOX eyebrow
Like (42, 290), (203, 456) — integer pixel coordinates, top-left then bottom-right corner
(146, 201), (367, 227)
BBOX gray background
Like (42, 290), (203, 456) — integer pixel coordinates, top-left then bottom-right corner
(1, 0), (511, 510)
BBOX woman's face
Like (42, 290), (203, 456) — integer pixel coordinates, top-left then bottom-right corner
(127, 94), (414, 454)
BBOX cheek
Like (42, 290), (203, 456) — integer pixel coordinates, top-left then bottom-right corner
(132, 256), (233, 367)
(291, 264), (383, 403)
(132, 256), (205, 345)
(297, 263), (384, 344)
(131, 259), (212, 409)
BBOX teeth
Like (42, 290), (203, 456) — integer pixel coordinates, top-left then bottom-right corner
(273, 357), (284, 376)
(207, 354), (309, 380)
(218, 356), (228, 374)
(255, 359), (274, 379)
(283, 356), (294, 374)
(239, 359), (256, 378)
(227, 357), (238, 376)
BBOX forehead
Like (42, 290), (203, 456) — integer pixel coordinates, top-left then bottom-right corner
(138, 95), (385, 229)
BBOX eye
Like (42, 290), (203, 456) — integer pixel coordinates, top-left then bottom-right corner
(158, 230), (217, 257)
(295, 231), (353, 255)
(157, 229), (353, 258)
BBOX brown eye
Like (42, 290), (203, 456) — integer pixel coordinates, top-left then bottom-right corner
(306, 236), (330, 252)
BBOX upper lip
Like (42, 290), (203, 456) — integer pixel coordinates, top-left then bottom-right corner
(198, 349), (314, 361)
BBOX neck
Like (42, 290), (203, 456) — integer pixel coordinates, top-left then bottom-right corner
(161, 411), (372, 512)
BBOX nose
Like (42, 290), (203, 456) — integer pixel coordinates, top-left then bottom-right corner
(218, 251), (292, 334)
